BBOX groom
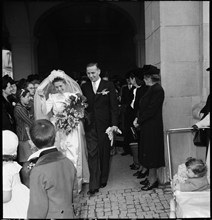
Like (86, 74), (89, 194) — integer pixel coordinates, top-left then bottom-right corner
(81, 62), (119, 195)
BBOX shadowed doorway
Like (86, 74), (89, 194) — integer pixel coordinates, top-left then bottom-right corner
(34, 2), (138, 80)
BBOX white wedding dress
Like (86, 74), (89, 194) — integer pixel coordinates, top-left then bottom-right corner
(41, 92), (90, 192)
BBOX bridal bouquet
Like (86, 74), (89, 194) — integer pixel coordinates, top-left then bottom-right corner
(55, 93), (88, 135)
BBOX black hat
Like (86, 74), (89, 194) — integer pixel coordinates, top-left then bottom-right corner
(142, 65), (160, 75)
(133, 68), (144, 80)
(206, 67), (210, 71)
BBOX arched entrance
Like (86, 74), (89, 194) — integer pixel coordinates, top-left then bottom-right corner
(34, 2), (139, 79)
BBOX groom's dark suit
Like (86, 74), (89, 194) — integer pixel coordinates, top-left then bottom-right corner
(81, 79), (119, 191)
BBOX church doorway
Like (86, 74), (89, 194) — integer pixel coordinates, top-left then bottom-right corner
(34, 2), (141, 80)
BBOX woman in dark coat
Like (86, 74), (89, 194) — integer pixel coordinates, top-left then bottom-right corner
(134, 65), (165, 190)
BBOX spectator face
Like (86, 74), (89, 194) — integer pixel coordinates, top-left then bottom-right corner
(3, 82), (12, 96)
(129, 77), (136, 86)
(34, 83), (40, 91)
(143, 75), (151, 86)
(20, 92), (30, 105)
(11, 84), (17, 95)
(27, 83), (35, 96)
(86, 65), (100, 82)
(53, 80), (66, 94)
(186, 167), (196, 178)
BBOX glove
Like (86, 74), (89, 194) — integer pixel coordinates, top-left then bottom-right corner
(192, 124), (199, 131)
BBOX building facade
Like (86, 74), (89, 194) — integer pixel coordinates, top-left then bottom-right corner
(2, 1), (210, 178)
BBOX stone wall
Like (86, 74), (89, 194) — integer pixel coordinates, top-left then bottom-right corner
(144, 1), (210, 176)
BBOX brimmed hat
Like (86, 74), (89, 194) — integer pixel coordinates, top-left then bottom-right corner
(142, 65), (160, 75)
(3, 130), (19, 155)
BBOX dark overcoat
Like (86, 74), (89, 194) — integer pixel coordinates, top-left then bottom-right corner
(137, 83), (165, 168)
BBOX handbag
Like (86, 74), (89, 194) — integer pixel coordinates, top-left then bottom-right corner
(193, 129), (208, 147)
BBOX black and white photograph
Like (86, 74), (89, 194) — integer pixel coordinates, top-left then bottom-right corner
(2, 0), (210, 218)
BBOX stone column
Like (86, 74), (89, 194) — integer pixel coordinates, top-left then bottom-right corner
(144, 1), (209, 177)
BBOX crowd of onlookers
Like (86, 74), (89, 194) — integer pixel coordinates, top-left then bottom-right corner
(2, 66), (210, 218)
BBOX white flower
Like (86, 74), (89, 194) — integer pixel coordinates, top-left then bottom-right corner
(49, 70), (65, 82)
(97, 89), (110, 95)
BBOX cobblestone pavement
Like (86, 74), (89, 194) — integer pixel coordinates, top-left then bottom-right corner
(77, 185), (173, 218)
(76, 148), (173, 219)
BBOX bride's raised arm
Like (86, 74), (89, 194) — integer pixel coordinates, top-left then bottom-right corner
(37, 90), (54, 115)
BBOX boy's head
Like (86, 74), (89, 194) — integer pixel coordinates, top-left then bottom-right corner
(30, 119), (56, 149)
(3, 130), (19, 156)
(185, 157), (207, 178)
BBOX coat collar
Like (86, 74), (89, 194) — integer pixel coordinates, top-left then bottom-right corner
(35, 148), (66, 167)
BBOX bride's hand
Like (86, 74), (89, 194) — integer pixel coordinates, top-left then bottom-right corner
(37, 90), (45, 98)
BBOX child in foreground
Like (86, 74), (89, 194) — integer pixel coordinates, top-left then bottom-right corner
(172, 157), (209, 192)
(3, 130), (29, 219)
(27, 119), (78, 219)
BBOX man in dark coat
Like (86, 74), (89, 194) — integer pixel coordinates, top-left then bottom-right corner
(81, 62), (119, 195)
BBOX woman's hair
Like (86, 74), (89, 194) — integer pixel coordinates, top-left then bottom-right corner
(128, 69), (143, 86)
(52, 77), (66, 85)
(144, 74), (161, 83)
(185, 157), (207, 177)
(16, 88), (30, 103)
(2, 75), (12, 90)
(30, 119), (56, 149)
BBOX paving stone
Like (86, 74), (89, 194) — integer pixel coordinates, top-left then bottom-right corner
(108, 215), (119, 218)
(104, 211), (112, 216)
(127, 213), (137, 218)
(126, 204), (134, 208)
(125, 189), (132, 193)
(142, 206), (150, 211)
(112, 210), (120, 215)
(104, 208), (111, 212)
(152, 213), (160, 218)
(144, 214), (153, 218)
(126, 200), (134, 205)
(128, 208), (136, 213)
(137, 213), (145, 218)
(111, 206), (119, 210)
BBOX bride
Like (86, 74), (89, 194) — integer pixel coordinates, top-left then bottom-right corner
(34, 70), (89, 192)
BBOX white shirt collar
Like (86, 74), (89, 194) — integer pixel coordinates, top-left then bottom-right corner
(27, 146), (57, 161)
(92, 77), (101, 88)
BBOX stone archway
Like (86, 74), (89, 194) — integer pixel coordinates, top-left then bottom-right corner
(34, 2), (140, 80)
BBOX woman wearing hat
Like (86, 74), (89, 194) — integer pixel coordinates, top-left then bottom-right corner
(133, 65), (165, 190)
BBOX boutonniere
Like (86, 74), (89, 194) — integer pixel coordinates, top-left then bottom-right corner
(96, 89), (110, 95)
(27, 162), (36, 170)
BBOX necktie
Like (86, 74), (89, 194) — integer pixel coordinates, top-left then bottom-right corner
(93, 82), (97, 94)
